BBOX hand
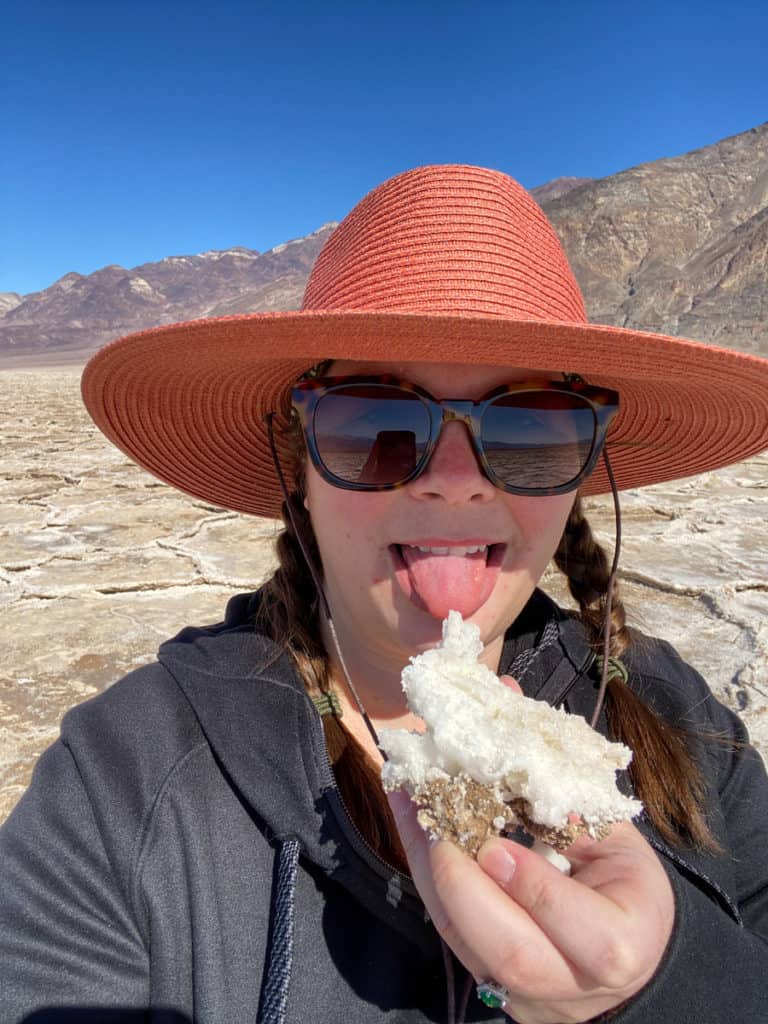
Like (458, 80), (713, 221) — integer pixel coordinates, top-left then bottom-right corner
(387, 675), (675, 1023)
(389, 796), (674, 1023)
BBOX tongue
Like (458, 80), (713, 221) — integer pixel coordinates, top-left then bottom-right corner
(396, 547), (501, 620)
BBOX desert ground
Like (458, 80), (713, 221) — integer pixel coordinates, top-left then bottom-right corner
(1, 368), (767, 822)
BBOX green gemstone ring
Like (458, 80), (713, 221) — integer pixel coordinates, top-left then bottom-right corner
(477, 980), (510, 1010)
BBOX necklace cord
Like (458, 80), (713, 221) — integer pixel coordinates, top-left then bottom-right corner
(265, 414), (385, 755)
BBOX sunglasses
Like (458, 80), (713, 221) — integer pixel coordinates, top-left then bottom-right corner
(291, 375), (619, 496)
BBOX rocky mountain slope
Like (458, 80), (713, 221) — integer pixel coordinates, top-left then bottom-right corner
(544, 125), (768, 354)
(1, 123), (766, 363)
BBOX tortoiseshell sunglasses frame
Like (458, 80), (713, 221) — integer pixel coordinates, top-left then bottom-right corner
(291, 374), (619, 496)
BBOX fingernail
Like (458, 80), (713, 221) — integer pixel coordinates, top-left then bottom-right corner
(480, 842), (517, 886)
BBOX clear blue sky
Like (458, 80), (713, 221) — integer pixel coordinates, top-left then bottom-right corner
(3, 0), (766, 296)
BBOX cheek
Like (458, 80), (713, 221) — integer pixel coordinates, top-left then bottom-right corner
(512, 494), (574, 557)
(304, 468), (386, 558)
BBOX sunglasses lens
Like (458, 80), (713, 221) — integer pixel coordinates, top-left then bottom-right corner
(313, 386), (430, 485)
(481, 391), (596, 489)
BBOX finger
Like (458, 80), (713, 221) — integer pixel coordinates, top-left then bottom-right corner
(386, 789), (428, 863)
(427, 837), (574, 990)
(388, 800), (637, 1004)
(566, 823), (665, 906)
(386, 791), (551, 979)
(391, 792), (670, 1003)
(386, 790), (494, 977)
(478, 833), (667, 989)
(498, 673), (523, 694)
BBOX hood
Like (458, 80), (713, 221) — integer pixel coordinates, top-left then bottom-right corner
(156, 590), (599, 817)
(156, 591), (439, 941)
(157, 591), (339, 870)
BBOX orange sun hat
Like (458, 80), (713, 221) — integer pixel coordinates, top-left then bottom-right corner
(81, 164), (768, 518)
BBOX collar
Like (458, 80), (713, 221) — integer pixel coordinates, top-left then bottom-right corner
(499, 589), (597, 707)
(155, 588), (601, 939)
(156, 592), (433, 938)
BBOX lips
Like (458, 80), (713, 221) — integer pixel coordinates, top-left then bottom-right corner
(391, 542), (506, 619)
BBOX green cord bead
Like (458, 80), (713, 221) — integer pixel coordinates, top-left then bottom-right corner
(311, 691), (343, 717)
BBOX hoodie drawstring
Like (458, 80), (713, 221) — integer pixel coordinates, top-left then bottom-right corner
(458, 972), (474, 1023)
(441, 938), (457, 1023)
(257, 837), (301, 1024)
(441, 937), (478, 1024)
(257, 840), (480, 1023)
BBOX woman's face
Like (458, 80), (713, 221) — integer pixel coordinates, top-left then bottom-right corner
(303, 361), (577, 671)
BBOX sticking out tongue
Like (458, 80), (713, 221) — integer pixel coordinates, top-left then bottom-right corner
(395, 546), (502, 620)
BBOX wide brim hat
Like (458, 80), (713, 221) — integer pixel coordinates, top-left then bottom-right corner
(82, 164), (768, 518)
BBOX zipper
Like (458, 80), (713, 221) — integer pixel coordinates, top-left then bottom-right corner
(312, 713), (462, 1020)
(313, 713), (413, 887)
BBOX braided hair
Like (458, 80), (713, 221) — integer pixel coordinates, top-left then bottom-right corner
(257, 420), (719, 859)
(555, 498), (719, 850)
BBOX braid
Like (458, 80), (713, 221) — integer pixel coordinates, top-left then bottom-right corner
(258, 426), (718, 855)
(554, 497), (721, 852)
(256, 495), (326, 689)
(554, 497), (629, 656)
(254, 415), (328, 693)
(255, 483), (409, 872)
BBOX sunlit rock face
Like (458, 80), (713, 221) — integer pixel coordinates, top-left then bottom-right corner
(541, 124), (768, 357)
(1, 369), (766, 821)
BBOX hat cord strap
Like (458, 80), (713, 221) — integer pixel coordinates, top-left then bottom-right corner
(591, 445), (622, 729)
(264, 413), (385, 758)
(265, 416), (619, 743)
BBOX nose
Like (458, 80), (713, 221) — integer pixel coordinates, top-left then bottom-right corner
(408, 421), (496, 504)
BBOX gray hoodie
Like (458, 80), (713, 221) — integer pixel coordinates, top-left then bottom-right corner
(2, 590), (767, 1023)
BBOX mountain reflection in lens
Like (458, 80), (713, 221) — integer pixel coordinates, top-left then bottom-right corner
(481, 392), (594, 488)
(312, 384), (596, 490)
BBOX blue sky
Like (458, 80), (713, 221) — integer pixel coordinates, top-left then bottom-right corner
(3, 1), (766, 296)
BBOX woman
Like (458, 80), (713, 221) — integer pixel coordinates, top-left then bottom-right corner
(2, 165), (768, 1023)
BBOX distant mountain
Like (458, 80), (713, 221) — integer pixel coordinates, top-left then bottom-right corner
(0, 226), (336, 363)
(1, 124), (766, 364)
(531, 176), (593, 203)
(0, 293), (22, 317)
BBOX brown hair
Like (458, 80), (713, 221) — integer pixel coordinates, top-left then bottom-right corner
(554, 498), (721, 852)
(255, 493), (410, 872)
(257, 435), (720, 865)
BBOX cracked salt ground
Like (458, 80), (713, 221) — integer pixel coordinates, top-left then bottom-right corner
(1, 368), (767, 822)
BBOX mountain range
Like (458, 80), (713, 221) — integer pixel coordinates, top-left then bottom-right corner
(1, 123), (766, 365)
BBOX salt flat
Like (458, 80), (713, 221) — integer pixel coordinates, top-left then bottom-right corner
(1, 369), (766, 822)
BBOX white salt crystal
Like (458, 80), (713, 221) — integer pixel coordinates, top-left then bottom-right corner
(380, 611), (642, 835)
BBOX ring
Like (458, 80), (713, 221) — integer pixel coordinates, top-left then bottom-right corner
(476, 980), (511, 1010)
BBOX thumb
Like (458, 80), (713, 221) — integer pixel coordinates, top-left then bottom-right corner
(499, 673), (523, 695)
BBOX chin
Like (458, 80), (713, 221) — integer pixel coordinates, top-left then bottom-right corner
(464, 579), (538, 646)
(387, 593), (450, 654)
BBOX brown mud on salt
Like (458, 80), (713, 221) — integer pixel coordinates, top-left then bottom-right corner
(379, 612), (642, 865)
(412, 775), (602, 857)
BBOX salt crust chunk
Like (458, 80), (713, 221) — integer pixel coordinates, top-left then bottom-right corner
(380, 611), (642, 854)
